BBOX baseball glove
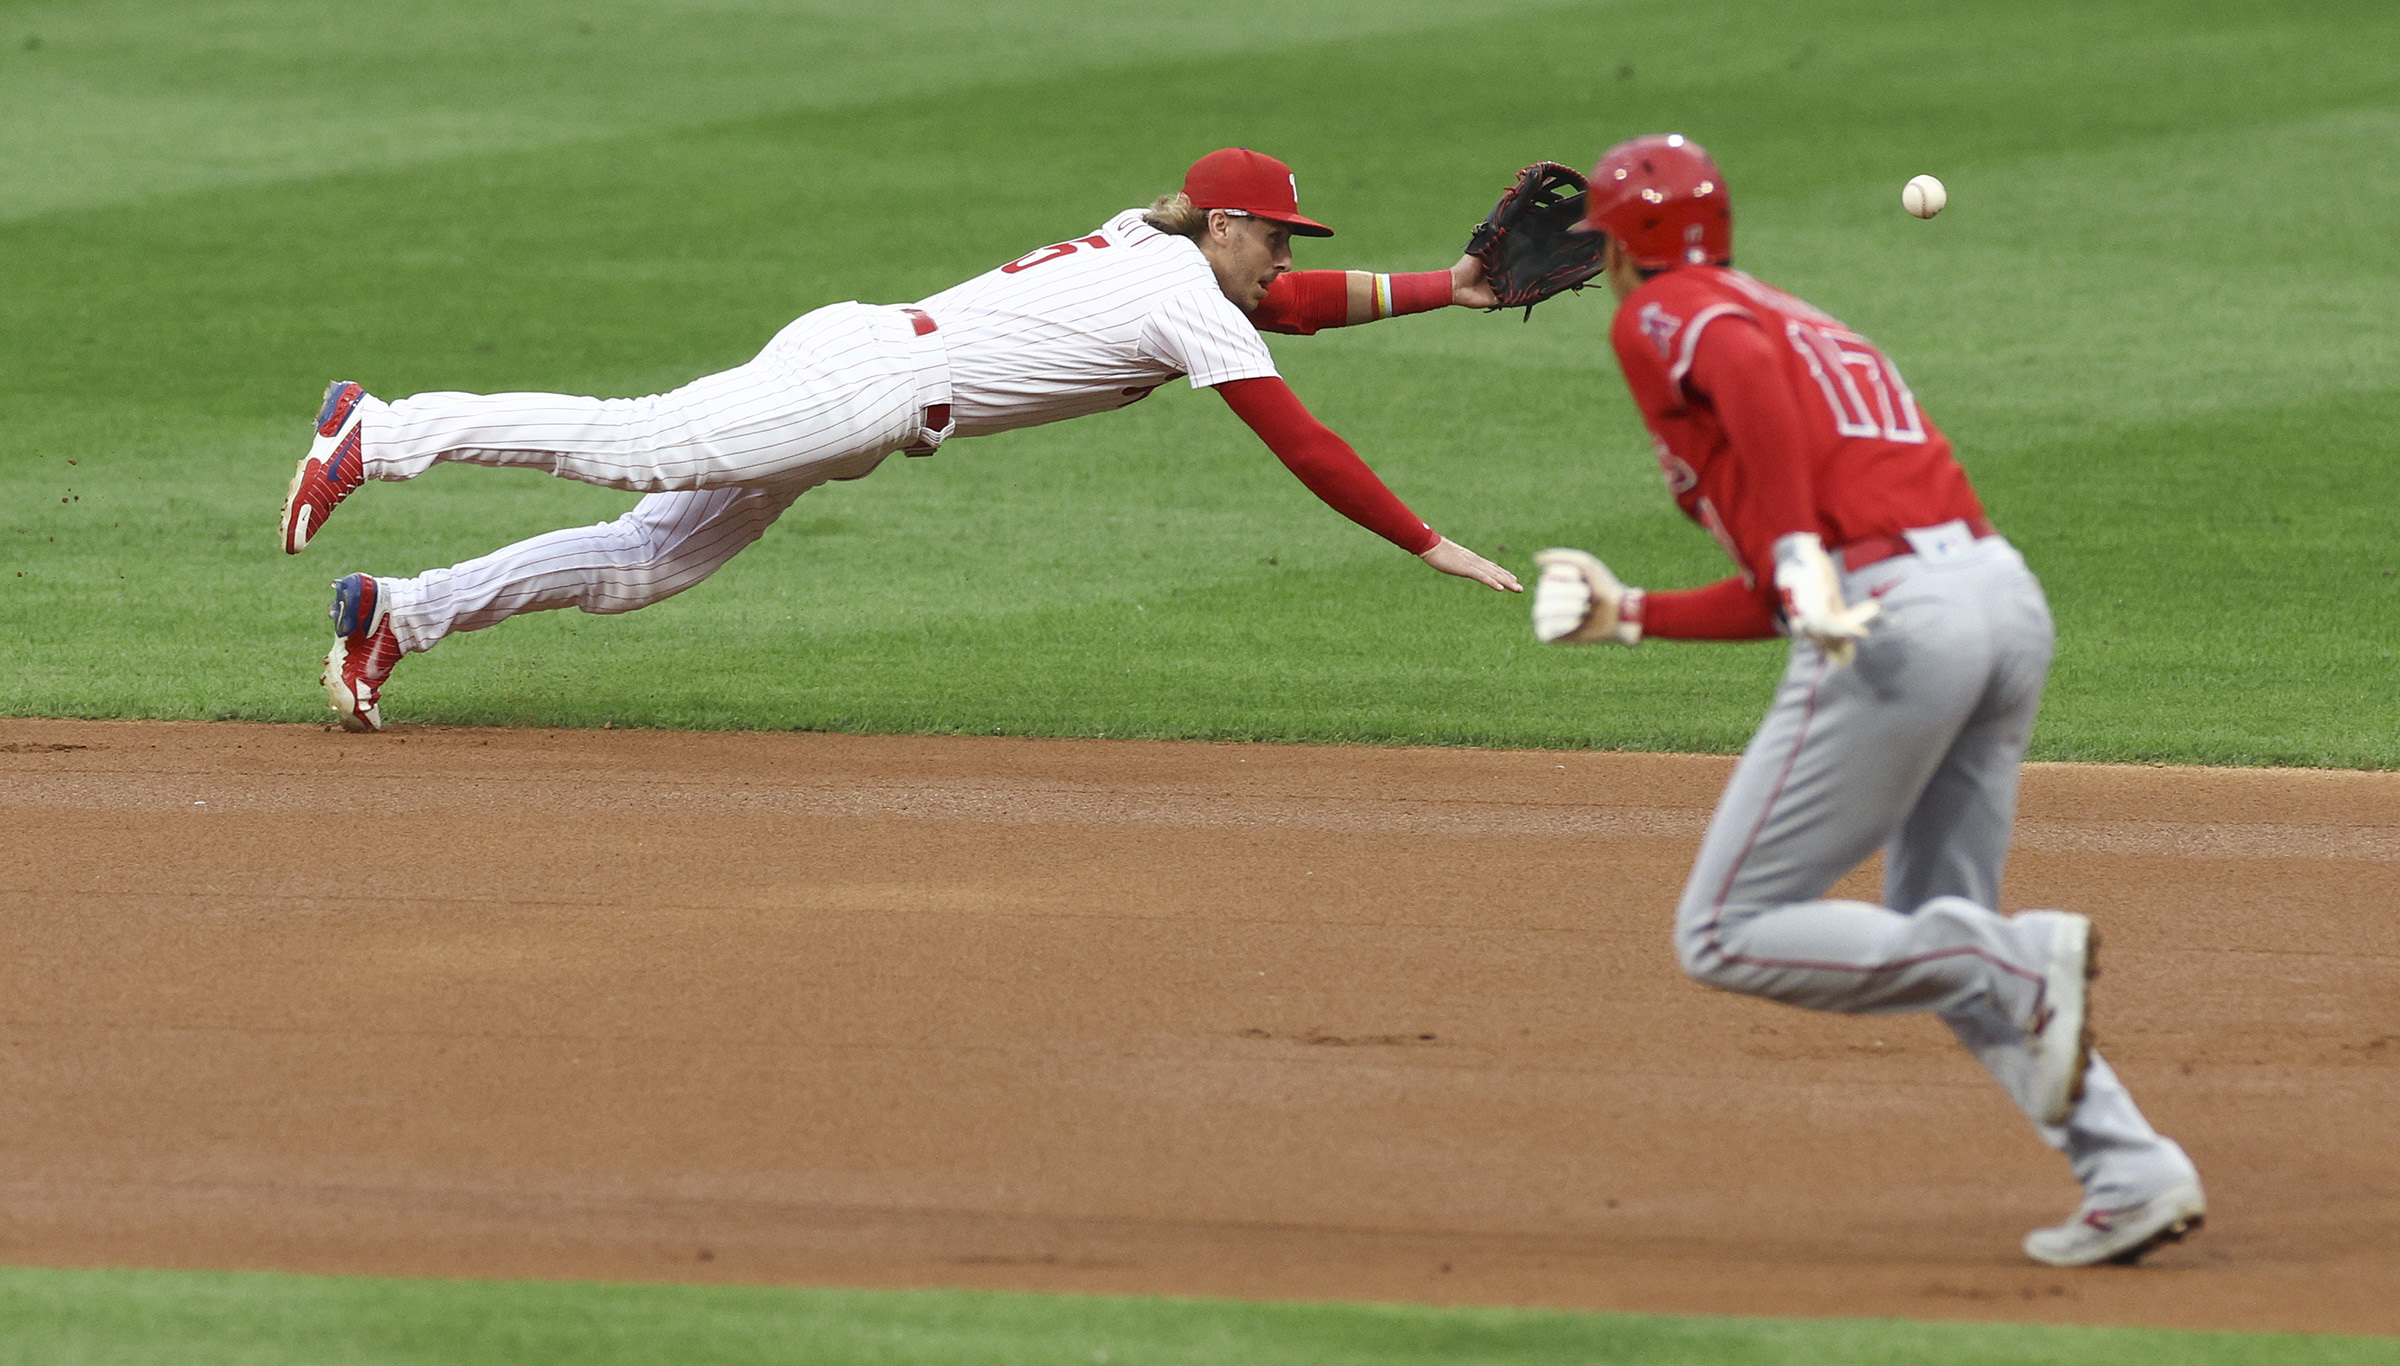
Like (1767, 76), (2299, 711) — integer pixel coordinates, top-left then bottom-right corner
(1464, 161), (1608, 316)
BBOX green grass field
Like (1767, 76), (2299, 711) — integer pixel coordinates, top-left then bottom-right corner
(4, 1), (2399, 1360)
(3, 1269), (2396, 1366)
(3, 0), (2394, 764)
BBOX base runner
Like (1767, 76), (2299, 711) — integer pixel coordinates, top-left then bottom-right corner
(283, 147), (1520, 730)
(1529, 135), (2204, 1267)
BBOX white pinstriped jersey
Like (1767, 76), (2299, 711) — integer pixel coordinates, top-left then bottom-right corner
(911, 210), (1279, 439)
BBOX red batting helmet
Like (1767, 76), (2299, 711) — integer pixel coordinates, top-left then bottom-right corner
(1584, 134), (1731, 270)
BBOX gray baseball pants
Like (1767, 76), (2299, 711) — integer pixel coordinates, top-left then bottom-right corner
(1676, 533), (2194, 1202)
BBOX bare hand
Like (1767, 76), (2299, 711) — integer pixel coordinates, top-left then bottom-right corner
(1419, 536), (1523, 592)
(1449, 254), (1499, 310)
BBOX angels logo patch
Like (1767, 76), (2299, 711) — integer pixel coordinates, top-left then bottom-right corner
(1637, 303), (1683, 361)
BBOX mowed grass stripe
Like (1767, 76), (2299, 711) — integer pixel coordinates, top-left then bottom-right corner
(2, 0), (2394, 764)
(0, 1268), (2393, 1366)
(0, 0), (1574, 223)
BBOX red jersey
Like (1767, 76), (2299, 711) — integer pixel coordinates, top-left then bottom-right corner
(1610, 266), (1984, 637)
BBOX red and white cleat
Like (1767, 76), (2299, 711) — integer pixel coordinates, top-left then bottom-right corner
(322, 573), (403, 732)
(2023, 1180), (2205, 1267)
(281, 380), (371, 554)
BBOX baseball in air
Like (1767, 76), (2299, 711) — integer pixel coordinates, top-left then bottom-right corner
(1902, 174), (1947, 219)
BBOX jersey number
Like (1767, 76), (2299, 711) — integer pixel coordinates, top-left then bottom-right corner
(1001, 234), (1111, 274)
(1784, 320), (1926, 444)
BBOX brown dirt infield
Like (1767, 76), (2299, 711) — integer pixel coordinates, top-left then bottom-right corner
(1, 718), (2394, 1336)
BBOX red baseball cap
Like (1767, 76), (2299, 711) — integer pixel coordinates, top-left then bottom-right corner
(1181, 147), (1333, 237)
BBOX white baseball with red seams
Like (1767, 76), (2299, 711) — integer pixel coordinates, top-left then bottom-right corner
(1903, 173), (1947, 218)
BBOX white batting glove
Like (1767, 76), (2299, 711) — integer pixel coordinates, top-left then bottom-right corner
(1771, 532), (1879, 666)
(1532, 548), (1644, 645)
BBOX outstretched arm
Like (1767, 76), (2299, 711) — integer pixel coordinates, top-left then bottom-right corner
(1531, 562), (1779, 646)
(1644, 576), (1779, 639)
(1249, 260), (1495, 335)
(1215, 376), (1521, 592)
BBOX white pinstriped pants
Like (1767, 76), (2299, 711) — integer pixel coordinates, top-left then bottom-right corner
(1675, 537), (2195, 1203)
(363, 302), (953, 653)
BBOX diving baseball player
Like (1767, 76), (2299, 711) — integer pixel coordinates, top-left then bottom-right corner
(1529, 135), (2204, 1267)
(283, 148), (1520, 730)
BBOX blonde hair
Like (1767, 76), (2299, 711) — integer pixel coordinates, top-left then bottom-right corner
(1142, 191), (1209, 240)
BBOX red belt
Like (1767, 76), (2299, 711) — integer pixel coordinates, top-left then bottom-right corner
(1835, 517), (1998, 572)
(900, 309), (951, 439)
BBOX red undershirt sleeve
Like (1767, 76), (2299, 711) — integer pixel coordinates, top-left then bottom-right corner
(1640, 575), (1781, 640)
(1682, 314), (1817, 582)
(1249, 270), (1454, 335)
(1385, 270), (1455, 316)
(1215, 376), (1441, 554)
(1249, 271), (1349, 335)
